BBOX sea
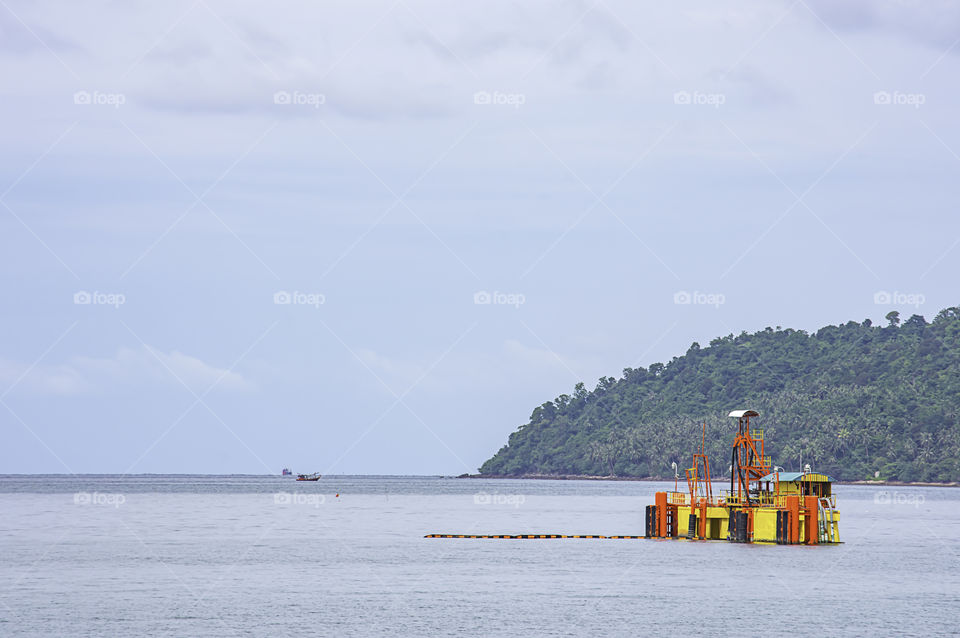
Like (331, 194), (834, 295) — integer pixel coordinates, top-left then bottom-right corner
(1, 475), (957, 637)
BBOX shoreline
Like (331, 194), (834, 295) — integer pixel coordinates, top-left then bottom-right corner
(458, 473), (959, 487)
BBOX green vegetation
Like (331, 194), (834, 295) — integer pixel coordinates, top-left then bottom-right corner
(480, 307), (960, 482)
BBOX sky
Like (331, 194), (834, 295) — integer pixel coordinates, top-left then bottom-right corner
(1, 0), (959, 475)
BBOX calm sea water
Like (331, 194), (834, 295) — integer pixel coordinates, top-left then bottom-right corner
(1, 476), (957, 637)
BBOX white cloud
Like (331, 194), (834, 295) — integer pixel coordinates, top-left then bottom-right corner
(0, 358), (89, 395)
(351, 339), (600, 399)
(503, 339), (570, 370)
(355, 348), (426, 397)
(804, 0), (960, 50)
(0, 346), (252, 396)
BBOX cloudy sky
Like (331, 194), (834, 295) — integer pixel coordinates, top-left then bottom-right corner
(2, 0), (959, 474)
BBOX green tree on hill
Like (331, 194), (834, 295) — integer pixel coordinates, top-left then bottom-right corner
(479, 305), (960, 482)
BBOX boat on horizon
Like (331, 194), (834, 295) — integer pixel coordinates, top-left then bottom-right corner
(296, 472), (321, 481)
(281, 468), (293, 476)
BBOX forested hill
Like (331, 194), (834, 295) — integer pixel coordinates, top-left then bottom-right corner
(479, 307), (960, 482)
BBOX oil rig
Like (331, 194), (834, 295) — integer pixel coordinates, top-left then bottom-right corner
(426, 409), (840, 543)
(645, 410), (840, 544)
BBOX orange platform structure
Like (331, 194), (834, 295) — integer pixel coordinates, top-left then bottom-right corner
(645, 409), (840, 545)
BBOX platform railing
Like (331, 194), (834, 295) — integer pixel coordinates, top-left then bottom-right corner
(666, 492), (728, 507)
(734, 456), (772, 469)
(720, 490), (778, 507)
(667, 492), (688, 505)
(718, 492), (838, 510)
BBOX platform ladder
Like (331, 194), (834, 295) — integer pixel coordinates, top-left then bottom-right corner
(817, 497), (838, 543)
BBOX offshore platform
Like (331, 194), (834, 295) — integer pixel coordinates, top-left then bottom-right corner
(427, 409), (840, 544)
(645, 410), (840, 544)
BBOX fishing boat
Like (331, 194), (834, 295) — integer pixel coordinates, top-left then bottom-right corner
(296, 472), (321, 481)
(645, 409), (840, 544)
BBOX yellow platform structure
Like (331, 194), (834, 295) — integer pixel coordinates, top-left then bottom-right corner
(645, 410), (841, 545)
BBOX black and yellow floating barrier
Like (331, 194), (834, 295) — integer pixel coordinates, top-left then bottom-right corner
(424, 534), (646, 539)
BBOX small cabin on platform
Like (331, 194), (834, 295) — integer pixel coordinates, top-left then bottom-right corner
(759, 471), (834, 498)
